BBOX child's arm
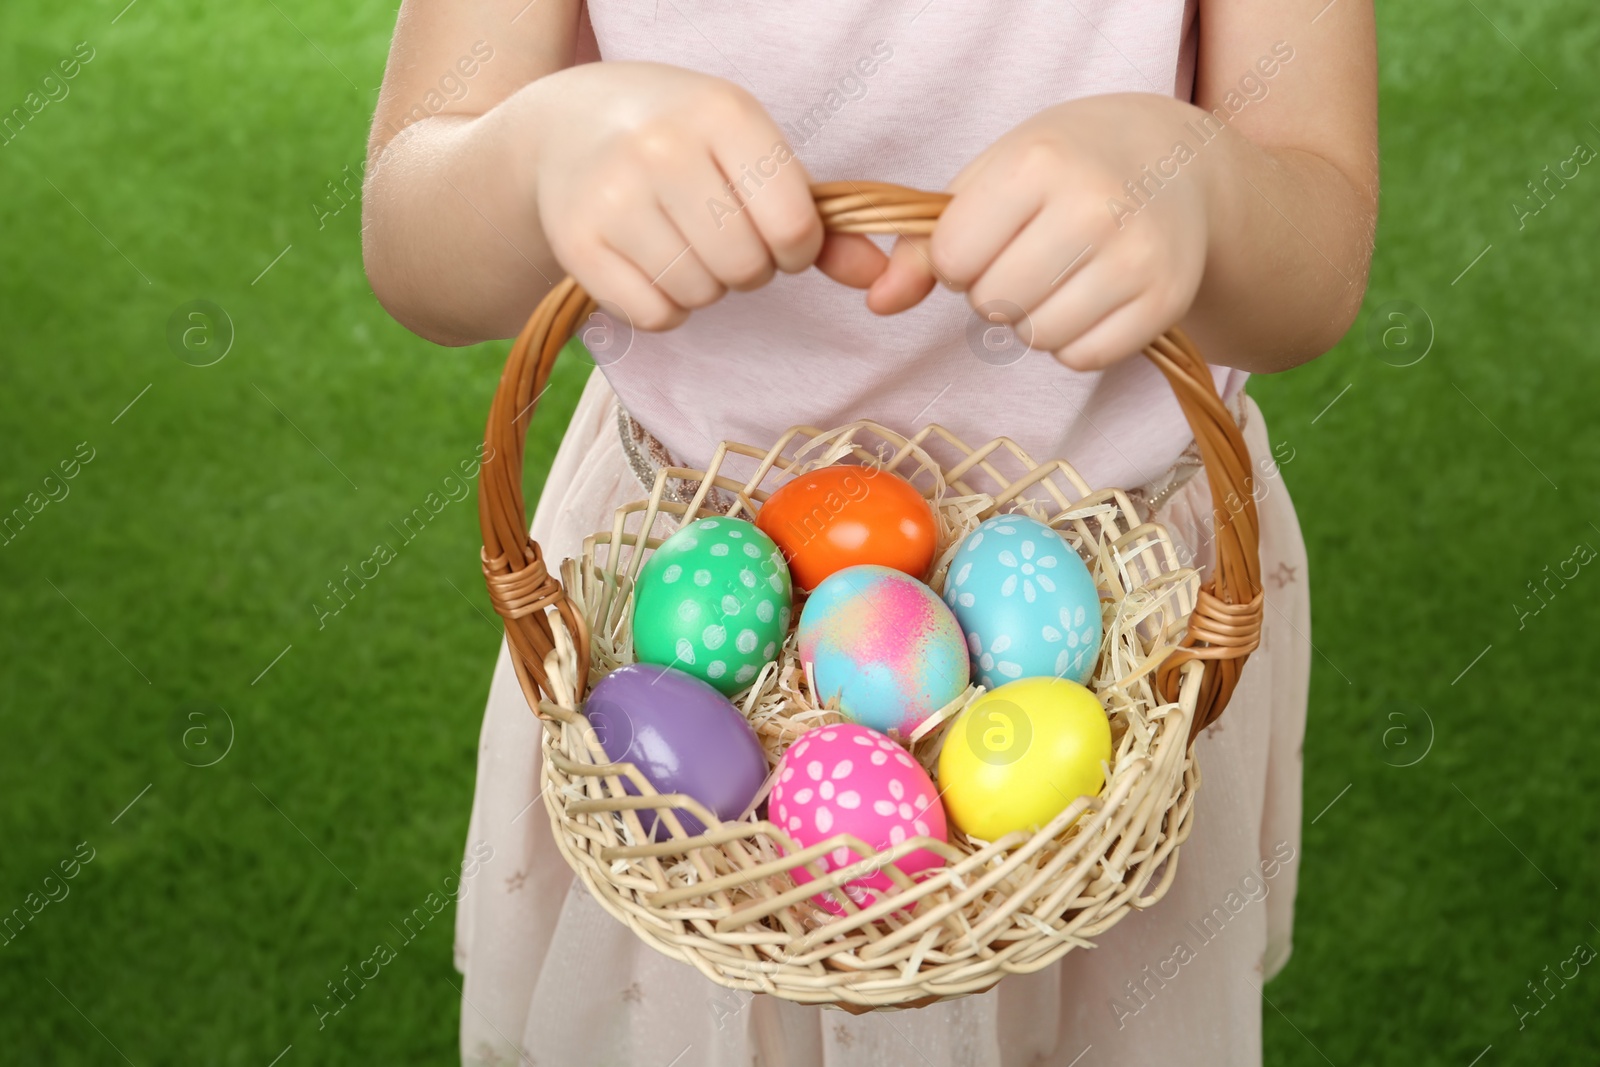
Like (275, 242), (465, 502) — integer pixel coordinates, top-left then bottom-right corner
(867, 1), (1379, 375)
(362, 0), (836, 346)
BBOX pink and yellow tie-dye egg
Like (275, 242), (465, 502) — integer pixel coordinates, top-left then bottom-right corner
(797, 564), (970, 735)
(769, 723), (948, 916)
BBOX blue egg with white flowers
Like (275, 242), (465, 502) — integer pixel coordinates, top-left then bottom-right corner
(943, 515), (1102, 688)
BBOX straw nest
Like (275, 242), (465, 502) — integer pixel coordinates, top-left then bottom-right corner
(523, 418), (1208, 1010)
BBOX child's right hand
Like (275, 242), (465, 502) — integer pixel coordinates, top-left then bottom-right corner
(526, 62), (829, 331)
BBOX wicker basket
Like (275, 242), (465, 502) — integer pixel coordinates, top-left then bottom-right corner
(477, 182), (1263, 1011)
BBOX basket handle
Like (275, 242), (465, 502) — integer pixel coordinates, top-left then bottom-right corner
(478, 181), (1263, 738)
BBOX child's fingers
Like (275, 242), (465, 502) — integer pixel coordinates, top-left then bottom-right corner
(814, 233), (888, 290)
(569, 240), (688, 332)
(865, 237), (939, 315)
(658, 156), (776, 292)
(1014, 256), (1142, 354)
(600, 208), (725, 313)
(927, 168), (1045, 292)
(965, 206), (1097, 319)
(1051, 291), (1166, 372)
(711, 131), (823, 275)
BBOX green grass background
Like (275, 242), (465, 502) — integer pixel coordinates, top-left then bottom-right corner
(1, 1), (1595, 1063)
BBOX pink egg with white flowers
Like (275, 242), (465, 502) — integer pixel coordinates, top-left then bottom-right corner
(768, 723), (947, 915)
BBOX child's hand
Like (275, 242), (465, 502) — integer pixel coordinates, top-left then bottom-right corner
(530, 62), (845, 331)
(865, 94), (1213, 371)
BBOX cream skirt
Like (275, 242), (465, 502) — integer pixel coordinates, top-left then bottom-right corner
(455, 371), (1311, 1067)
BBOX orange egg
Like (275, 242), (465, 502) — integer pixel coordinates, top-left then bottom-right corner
(755, 465), (937, 591)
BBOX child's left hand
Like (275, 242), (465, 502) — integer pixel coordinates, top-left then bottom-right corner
(859, 94), (1213, 371)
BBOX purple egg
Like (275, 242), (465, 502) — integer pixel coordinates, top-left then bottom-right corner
(584, 663), (769, 840)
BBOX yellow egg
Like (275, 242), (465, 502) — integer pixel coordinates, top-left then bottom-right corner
(937, 677), (1112, 841)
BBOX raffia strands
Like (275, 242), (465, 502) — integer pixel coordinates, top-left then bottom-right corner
(475, 182), (1263, 1010)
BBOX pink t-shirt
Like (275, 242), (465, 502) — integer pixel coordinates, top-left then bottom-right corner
(586, 0), (1240, 492)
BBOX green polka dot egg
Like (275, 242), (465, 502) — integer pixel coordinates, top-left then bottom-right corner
(632, 516), (793, 696)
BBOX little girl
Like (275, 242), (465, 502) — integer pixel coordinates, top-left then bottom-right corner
(364, 2), (1376, 1064)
